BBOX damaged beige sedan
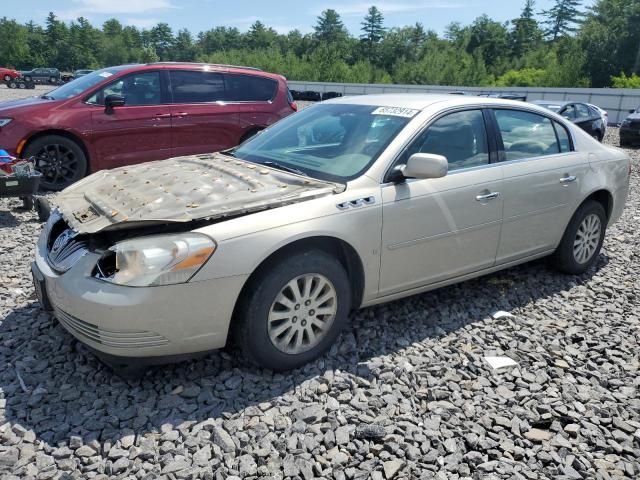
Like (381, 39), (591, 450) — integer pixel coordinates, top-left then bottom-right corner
(32, 94), (630, 371)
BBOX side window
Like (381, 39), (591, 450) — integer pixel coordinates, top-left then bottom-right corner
(561, 105), (576, 120)
(406, 110), (489, 171)
(494, 109), (560, 160)
(553, 121), (572, 153)
(87, 72), (161, 106)
(575, 104), (591, 119)
(224, 74), (278, 102)
(170, 71), (225, 103)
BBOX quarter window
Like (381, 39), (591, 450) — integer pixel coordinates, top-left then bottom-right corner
(494, 109), (561, 160)
(406, 110), (489, 171)
(224, 74), (277, 102)
(170, 71), (225, 103)
(553, 121), (572, 153)
(87, 72), (161, 106)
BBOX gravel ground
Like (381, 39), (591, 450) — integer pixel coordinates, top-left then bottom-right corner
(1, 127), (639, 480)
(0, 84), (56, 102)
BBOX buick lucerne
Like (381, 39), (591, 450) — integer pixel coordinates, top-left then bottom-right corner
(32, 94), (630, 371)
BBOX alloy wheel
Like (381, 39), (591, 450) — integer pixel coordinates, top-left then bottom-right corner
(33, 144), (80, 189)
(267, 273), (338, 355)
(573, 213), (601, 264)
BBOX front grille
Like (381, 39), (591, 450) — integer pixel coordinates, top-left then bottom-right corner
(55, 308), (169, 348)
(45, 211), (88, 272)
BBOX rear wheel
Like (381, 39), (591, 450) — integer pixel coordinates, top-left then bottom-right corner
(235, 250), (351, 371)
(7, 81), (17, 89)
(24, 135), (88, 191)
(49, 76), (57, 84)
(3, 74), (10, 82)
(18, 82), (26, 89)
(23, 75), (32, 82)
(551, 200), (606, 275)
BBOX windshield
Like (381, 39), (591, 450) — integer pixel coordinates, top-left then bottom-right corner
(46, 66), (132, 100)
(232, 103), (415, 182)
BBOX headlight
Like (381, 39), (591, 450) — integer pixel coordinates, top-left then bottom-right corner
(0, 119), (12, 128)
(622, 119), (631, 127)
(100, 233), (216, 287)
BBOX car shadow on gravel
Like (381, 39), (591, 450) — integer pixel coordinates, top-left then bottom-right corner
(0, 254), (608, 447)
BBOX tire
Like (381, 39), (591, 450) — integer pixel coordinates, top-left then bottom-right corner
(3, 74), (10, 82)
(24, 135), (88, 191)
(551, 200), (606, 275)
(235, 250), (352, 371)
(8, 81), (17, 89)
(23, 75), (32, 82)
(18, 82), (26, 89)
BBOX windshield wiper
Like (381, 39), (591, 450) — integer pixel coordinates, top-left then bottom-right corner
(262, 161), (307, 177)
(40, 95), (55, 100)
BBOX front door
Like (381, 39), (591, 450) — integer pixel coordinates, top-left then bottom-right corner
(89, 71), (172, 169)
(168, 70), (242, 156)
(379, 109), (504, 297)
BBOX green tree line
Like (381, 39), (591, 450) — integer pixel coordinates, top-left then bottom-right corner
(1, 0), (639, 88)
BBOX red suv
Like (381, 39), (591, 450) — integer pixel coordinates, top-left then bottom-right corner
(1, 67), (21, 82)
(0, 63), (297, 189)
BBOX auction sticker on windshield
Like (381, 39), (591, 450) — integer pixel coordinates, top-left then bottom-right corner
(372, 106), (419, 118)
(98, 72), (113, 78)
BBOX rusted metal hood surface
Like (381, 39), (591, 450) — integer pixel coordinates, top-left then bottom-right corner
(53, 153), (343, 233)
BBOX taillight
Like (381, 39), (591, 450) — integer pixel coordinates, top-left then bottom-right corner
(290, 101), (298, 111)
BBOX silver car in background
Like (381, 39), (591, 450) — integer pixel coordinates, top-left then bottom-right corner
(32, 94), (631, 371)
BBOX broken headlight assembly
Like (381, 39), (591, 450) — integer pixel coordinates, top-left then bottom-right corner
(95, 233), (216, 287)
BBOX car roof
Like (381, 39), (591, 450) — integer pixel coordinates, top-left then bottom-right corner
(323, 93), (546, 111)
(104, 62), (284, 81)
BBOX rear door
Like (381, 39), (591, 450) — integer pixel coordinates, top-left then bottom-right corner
(224, 73), (283, 139)
(168, 70), (242, 156)
(89, 70), (173, 169)
(574, 103), (603, 138)
(492, 108), (590, 264)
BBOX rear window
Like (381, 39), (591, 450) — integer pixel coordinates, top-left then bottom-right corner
(170, 70), (225, 103)
(224, 74), (278, 102)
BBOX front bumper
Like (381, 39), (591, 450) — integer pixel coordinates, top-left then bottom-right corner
(34, 237), (248, 361)
(620, 126), (640, 144)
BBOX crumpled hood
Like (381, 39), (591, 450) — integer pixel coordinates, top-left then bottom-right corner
(53, 153), (344, 234)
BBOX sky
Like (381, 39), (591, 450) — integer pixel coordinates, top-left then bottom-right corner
(4, 0), (596, 35)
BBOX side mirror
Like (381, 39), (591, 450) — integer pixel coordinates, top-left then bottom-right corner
(630, 109), (637, 114)
(104, 94), (125, 114)
(401, 153), (448, 180)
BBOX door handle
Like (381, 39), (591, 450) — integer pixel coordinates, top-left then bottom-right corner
(174, 112), (189, 118)
(476, 192), (501, 201)
(152, 113), (171, 120)
(560, 175), (577, 184)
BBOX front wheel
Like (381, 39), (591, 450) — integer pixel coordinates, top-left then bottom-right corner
(24, 135), (88, 191)
(235, 250), (351, 371)
(23, 75), (32, 82)
(551, 200), (606, 275)
(3, 74), (10, 82)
